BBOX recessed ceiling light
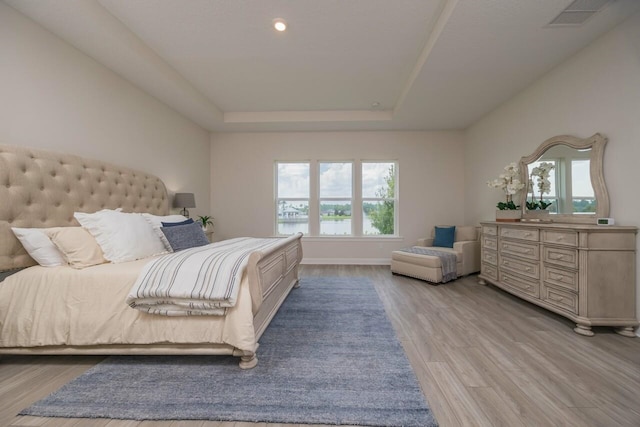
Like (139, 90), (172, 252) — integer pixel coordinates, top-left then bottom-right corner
(273, 18), (287, 32)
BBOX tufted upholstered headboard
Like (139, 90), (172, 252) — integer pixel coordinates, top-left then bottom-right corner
(0, 144), (170, 271)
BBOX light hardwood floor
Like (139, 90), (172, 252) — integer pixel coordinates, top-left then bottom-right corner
(2, 265), (639, 427)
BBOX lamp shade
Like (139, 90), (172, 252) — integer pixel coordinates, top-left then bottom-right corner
(173, 192), (196, 208)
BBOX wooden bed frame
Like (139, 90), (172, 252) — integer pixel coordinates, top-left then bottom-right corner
(0, 144), (303, 369)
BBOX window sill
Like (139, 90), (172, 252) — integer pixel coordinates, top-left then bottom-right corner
(286, 235), (404, 243)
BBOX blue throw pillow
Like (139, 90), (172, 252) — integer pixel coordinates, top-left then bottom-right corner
(160, 222), (209, 252)
(161, 218), (194, 227)
(433, 226), (456, 248)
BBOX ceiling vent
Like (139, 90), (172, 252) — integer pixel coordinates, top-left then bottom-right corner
(548, 0), (612, 26)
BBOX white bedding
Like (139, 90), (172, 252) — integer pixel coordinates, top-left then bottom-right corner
(127, 238), (283, 316)
(0, 257), (258, 353)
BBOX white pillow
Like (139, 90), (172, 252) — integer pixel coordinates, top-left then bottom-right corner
(74, 209), (167, 263)
(11, 227), (66, 267)
(141, 213), (189, 228)
(142, 213), (189, 252)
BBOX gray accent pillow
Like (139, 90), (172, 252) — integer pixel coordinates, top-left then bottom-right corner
(0, 268), (26, 282)
(160, 222), (210, 252)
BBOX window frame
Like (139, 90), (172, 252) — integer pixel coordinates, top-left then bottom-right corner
(274, 159), (399, 237)
(318, 161), (355, 236)
(274, 161), (310, 236)
(361, 161), (398, 236)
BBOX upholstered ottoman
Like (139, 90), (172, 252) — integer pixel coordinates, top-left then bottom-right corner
(391, 248), (463, 284)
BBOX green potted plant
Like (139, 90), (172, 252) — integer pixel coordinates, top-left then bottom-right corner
(487, 162), (525, 222)
(197, 215), (213, 231)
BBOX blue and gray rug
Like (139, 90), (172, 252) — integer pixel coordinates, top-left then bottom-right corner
(21, 276), (438, 426)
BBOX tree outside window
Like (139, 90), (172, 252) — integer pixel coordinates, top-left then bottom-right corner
(363, 162), (396, 235)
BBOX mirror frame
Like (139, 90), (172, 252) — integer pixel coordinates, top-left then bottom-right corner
(519, 133), (609, 224)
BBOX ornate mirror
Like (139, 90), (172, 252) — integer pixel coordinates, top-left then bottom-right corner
(518, 133), (609, 224)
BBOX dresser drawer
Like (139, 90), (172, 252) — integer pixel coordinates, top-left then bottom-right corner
(542, 230), (578, 247)
(543, 246), (578, 269)
(482, 250), (497, 266)
(542, 283), (578, 314)
(501, 256), (539, 280)
(500, 271), (540, 298)
(483, 225), (498, 236)
(500, 227), (539, 242)
(500, 240), (539, 261)
(543, 266), (578, 292)
(482, 263), (498, 280)
(482, 236), (497, 250)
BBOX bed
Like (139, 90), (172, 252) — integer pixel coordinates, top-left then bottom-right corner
(0, 144), (303, 368)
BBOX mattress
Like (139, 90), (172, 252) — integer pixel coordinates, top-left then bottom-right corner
(0, 257), (257, 353)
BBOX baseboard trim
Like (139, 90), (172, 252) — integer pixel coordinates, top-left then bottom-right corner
(301, 258), (391, 265)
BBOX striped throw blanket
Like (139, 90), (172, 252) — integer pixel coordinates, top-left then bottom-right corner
(399, 247), (458, 283)
(126, 237), (283, 316)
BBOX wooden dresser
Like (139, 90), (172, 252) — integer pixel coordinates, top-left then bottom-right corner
(479, 221), (638, 337)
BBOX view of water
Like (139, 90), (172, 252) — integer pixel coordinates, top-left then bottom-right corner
(279, 216), (385, 235)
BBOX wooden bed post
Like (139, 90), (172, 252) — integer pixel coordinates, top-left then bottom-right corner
(238, 352), (258, 370)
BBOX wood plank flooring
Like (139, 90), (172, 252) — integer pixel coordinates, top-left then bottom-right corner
(2, 265), (639, 427)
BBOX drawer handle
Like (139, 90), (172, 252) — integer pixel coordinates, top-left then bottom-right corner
(549, 295), (565, 303)
(557, 275), (564, 280)
(557, 236), (564, 241)
(525, 267), (532, 272)
(527, 249), (533, 254)
(524, 232), (532, 237)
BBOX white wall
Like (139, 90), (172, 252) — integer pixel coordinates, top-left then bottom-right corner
(464, 13), (640, 325)
(0, 3), (211, 216)
(211, 131), (465, 263)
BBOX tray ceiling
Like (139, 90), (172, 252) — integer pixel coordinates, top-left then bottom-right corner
(4, 0), (639, 131)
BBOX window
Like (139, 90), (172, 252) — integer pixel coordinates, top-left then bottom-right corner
(571, 160), (595, 213)
(275, 160), (398, 237)
(275, 162), (309, 235)
(319, 162), (353, 235)
(362, 162), (396, 235)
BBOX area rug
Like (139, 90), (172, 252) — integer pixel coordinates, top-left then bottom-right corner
(21, 276), (437, 426)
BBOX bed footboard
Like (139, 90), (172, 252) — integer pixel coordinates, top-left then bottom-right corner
(247, 232), (303, 341)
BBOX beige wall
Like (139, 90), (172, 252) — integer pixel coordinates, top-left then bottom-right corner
(211, 131), (465, 263)
(0, 3), (211, 217)
(464, 12), (640, 327)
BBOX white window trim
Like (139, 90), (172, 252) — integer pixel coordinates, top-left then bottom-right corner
(275, 159), (398, 238)
(361, 160), (398, 237)
(274, 161), (310, 236)
(318, 161), (355, 236)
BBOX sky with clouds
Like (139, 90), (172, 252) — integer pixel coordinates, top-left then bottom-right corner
(362, 162), (394, 198)
(277, 161), (394, 199)
(277, 163), (309, 198)
(320, 162), (352, 198)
